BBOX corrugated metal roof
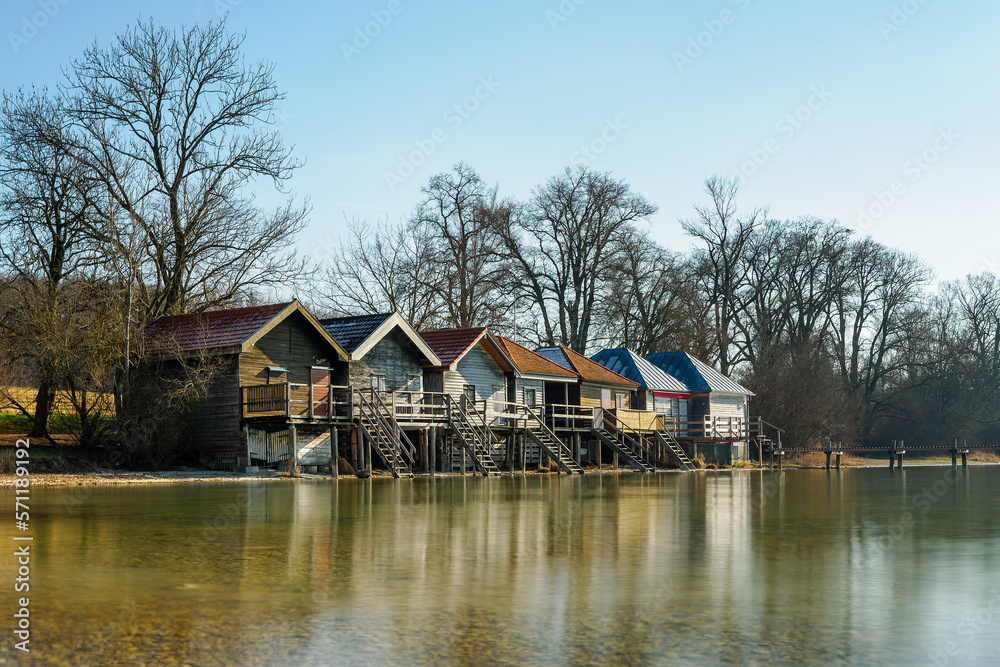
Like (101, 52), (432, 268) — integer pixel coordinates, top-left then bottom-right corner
(145, 302), (291, 353)
(497, 337), (577, 378)
(590, 348), (690, 393)
(645, 352), (754, 396)
(320, 312), (393, 355)
(534, 346), (639, 388)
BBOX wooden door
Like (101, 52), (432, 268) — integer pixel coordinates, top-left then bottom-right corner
(311, 368), (331, 417)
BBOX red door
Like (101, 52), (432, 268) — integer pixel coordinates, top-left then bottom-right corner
(311, 368), (331, 417)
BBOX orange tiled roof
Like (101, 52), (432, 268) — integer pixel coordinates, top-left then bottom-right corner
(419, 327), (489, 367)
(496, 336), (577, 378)
(536, 345), (639, 388)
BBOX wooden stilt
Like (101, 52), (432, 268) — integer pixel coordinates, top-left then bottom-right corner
(331, 426), (338, 478)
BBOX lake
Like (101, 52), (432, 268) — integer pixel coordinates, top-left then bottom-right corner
(3, 467), (1000, 665)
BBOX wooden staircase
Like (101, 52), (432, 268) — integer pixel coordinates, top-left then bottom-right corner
(523, 406), (584, 475)
(654, 430), (694, 471)
(594, 411), (655, 473)
(449, 399), (502, 476)
(355, 390), (412, 478)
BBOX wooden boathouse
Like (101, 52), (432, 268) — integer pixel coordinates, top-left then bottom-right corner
(144, 301), (350, 468)
(645, 351), (756, 464)
(144, 301), (777, 475)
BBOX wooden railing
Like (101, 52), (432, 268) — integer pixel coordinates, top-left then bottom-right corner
(546, 404), (596, 431)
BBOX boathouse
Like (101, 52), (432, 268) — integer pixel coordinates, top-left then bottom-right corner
(590, 348), (691, 417)
(144, 300), (349, 467)
(320, 311), (441, 395)
(419, 327), (516, 423)
(646, 351), (754, 464)
(534, 345), (639, 409)
(495, 336), (577, 409)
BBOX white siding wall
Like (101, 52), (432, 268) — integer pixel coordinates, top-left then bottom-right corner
(514, 378), (545, 409)
(710, 393), (747, 419)
(444, 344), (508, 420)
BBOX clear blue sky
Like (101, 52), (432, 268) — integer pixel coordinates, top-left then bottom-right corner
(3, 0), (999, 281)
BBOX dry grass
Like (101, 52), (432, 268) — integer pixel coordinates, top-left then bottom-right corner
(337, 456), (356, 476)
(691, 453), (706, 470)
(785, 451), (870, 467)
(969, 450), (1000, 463)
(0, 386), (98, 414)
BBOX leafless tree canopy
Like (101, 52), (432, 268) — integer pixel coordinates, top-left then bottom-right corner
(61, 19), (308, 318)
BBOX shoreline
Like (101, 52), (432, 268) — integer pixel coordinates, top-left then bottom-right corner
(2, 460), (997, 487)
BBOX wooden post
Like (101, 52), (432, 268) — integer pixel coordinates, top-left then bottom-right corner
(836, 452), (842, 470)
(952, 439), (958, 468)
(286, 382), (292, 420)
(290, 424), (299, 472)
(357, 427), (365, 472)
(521, 434), (526, 475)
(308, 383), (314, 421)
(889, 441), (895, 470)
(461, 443), (466, 476)
(244, 423), (250, 471)
(826, 440), (832, 470)
(331, 427), (338, 478)
(898, 440), (904, 469)
(777, 452), (783, 470)
(962, 451), (968, 468)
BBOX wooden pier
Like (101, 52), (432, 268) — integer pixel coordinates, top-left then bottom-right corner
(765, 438), (998, 470)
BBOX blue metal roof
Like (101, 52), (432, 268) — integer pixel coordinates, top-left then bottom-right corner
(590, 348), (689, 393)
(645, 352), (753, 396)
(535, 347), (573, 371)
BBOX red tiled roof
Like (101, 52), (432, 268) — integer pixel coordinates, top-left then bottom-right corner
(496, 337), (577, 378)
(419, 327), (488, 367)
(536, 345), (639, 388)
(145, 302), (291, 353)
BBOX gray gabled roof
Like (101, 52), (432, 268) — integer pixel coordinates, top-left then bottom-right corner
(645, 351), (754, 396)
(590, 348), (690, 393)
(321, 312), (441, 365)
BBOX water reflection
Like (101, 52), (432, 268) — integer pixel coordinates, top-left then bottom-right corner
(3, 468), (1000, 665)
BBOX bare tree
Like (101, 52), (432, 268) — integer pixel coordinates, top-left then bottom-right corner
(412, 163), (509, 327)
(319, 217), (442, 328)
(60, 19), (309, 318)
(599, 230), (703, 355)
(501, 166), (657, 352)
(827, 238), (931, 440)
(0, 91), (100, 438)
(681, 176), (765, 375)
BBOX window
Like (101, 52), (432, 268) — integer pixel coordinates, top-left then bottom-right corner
(463, 385), (476, 401)
(524, 388), (537, 407)
(371, 374), (387, 394)
(615, 393), (628, 409)
(600, 388), (612, 409)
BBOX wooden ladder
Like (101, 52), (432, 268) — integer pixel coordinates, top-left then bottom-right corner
(654, 430), (693, 471)
(355, 391), (412, 478)
(449, 400), (502, 476)
(595, 413), (656, 473)
(523, 406), (584, 475)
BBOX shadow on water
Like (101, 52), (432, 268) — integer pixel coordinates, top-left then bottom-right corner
(3, 467), (1000, 665)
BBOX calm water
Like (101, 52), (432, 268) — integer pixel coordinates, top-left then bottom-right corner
(3, 468), (1000, 666)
